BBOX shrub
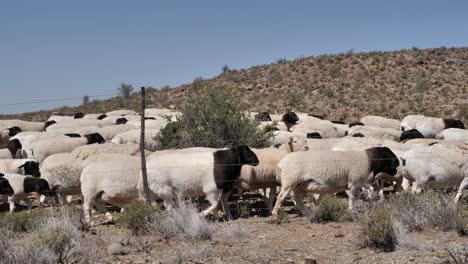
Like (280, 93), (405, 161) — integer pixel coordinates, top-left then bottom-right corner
(0, 211), (31, 232)
(118, 82), (134, 98)
(386, 191), (458, 232)
(158, 86), (272, 149)
(148, 201), (213, 240)
(454, 209), (468, 236)
(223, 223), (250, 239)
(308, 195), (348, 223)
(117, 201), (159, 235)
(271, 208), (289, 225)
(359, 206), (396, 252)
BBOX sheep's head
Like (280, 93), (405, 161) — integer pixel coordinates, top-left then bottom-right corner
(0, 176), (14, 196)
(19, 161), (41, 178)
(443, 119), (465, 129)
(400, 129), (424, 141)
(7, 126), (22, 137)
(282, 111), (299, 125)
(366, 147), (400, 177)
(289, 135), (308, 151)
(73, 112), (84, 119)
(43, 120), (57, 131)
(84, 133), (106, 144)
(235, 145), (259, 166)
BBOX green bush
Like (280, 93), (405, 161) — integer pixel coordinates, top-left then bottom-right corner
(0, 211), (31, 232)
(359, 206), (397, 252)
(116, 201), (159, 235)
(455, 209), (468, 236)
(309, 195), (348, 223)
(158, 86), (272, 149)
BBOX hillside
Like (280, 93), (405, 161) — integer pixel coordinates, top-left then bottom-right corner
(2, 47), (467, 122)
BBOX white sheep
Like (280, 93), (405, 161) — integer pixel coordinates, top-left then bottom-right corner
(112, 129), (160, 151)
(126, 119), (168, 130)
(401, 115), (465, 137)
(347, 125), (401, 141)
(105, 109), (138, 116)
(271, 147), (400, 216)
(95, 124), (137, 141)
(239, 135), (309, 211)
(435, 128), (468, 142)
(0, 120), (44, 132)
(0, 159), (40, 177)
(291, 121), (339, 139)
(360, 115), (401, 130)
(83, 113), (106, 120)
(29, 133), (106, 162)
(81, 156), (141, 224)
(145, 145), (259, 219)
(0, 174), (51, 212)
(400, 144), (468, 202)
(70, 143), (142, 160)
(306, 138), (344, 151)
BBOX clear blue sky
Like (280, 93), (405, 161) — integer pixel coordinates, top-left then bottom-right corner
(1, 0), (467, 114)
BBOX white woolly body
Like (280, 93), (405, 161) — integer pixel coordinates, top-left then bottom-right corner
(105, 109), (138, 116)
(400, 115), (425, 131)
(70, 143), (141, 160)
(306, 138), (343, 151)
(145, 152), (218, 199)
(435, 128), (468, 142)
(96, 124), (136, 141)
(30, 137), (93, 162)
(401, 144), (468, 191)
(360, 115), (401, 130)
(347, 125), (401, 141)
(126, 119), (168, 130)
(111, 129), (160, 151)
(291, 121), (339, 139)
(40, 153), (83, 196)
(278, 150), (373, 193)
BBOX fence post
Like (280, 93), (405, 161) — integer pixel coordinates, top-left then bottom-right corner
(140, 87), (151, 206)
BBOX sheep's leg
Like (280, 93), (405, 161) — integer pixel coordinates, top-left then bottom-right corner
(82, 194), (95, 225)
(94, 196), (113, 222)
(346, 186), (359, 210)
(393, 176), (403, 192)
(201, 192), (219, 217)
(292, 186), (307, 215)
(8, 196), (16, 213)
(266, 187), (277, 212)
(39, 194), (47, 208)
(26, 198), (32, 211)
(220, 190), (233, 221)
(272, 185), (294, 217)
(454, 178), (468, 203)
(402, 178), (412, 191)
(412, 178), (428, 194)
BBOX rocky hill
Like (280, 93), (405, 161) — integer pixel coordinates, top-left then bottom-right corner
(2, 46), (467, 122)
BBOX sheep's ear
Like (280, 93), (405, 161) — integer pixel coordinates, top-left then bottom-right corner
(18, 163), (25, 168)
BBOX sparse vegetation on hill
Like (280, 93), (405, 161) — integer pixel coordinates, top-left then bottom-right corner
(1, 47), (467, 122)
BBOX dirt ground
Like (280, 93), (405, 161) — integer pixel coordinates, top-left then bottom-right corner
(87, 212), (468, 264)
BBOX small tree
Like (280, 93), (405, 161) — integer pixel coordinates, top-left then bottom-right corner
(222, 64), (230, 74)
(118, 83), (134, 98)
(82, 95), (89, 106)
(158, 86), (272, 149)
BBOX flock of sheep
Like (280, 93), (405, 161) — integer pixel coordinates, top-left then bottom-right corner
(0, 108), (467, 225)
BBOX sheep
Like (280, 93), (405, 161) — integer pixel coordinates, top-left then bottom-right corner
(40, 149), (142, 206)
(47, 115), (74, 123)
(145, 145), (259, 219)
(126, 119), (168, 130)
(0, 139), (22, 159)
(347, 125), (401, 141)
(105, 109), (138, 116)
(83, 113), (106, 120)
(95, 124), (137, 141)
(401, 115), (465, 136)
(291, 123), (339, 139)
(239, 135), (309, 211)
(0, 174), (14, 196)
(147, 147), (221, 160)
(435, 128), (468, 142)
(45, 119), (114, 132)
(400, 144), (468, 202)
(12, 132), (79, 157)
(360, 115), (401, 130)
(29, 133), (106, 162)
(0, 120), (44, 132)
(81, 156), (141, 224)
(0, 174), (52, 212)
(70, 143), (142, 160)
(306, 138), (343, 151)
(403, 138), (466, 147)
(271, 131), (306, 147)
(0, 159), (40, 177)
(271, 147), (400, 216)
(112, 129), (160, 151)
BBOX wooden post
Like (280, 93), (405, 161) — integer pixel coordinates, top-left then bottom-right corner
(140, 87), (151, 206)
